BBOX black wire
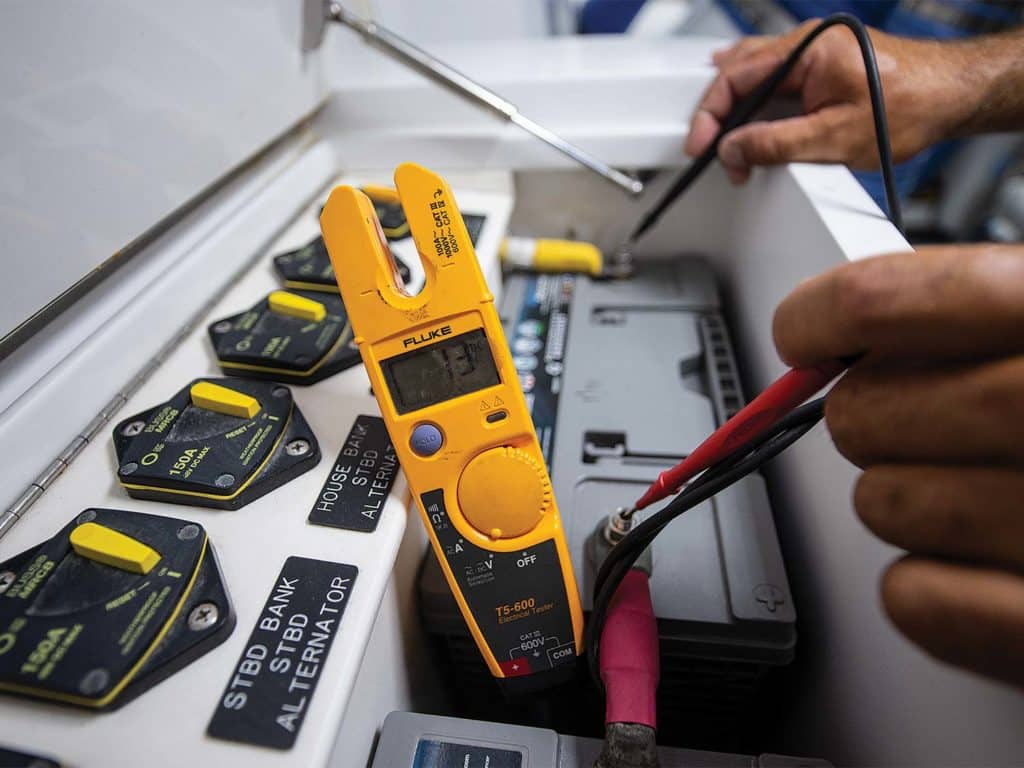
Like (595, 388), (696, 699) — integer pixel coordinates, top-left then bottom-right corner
(591, 398), (825, 602)
(586, 398), (825, 689)
(628, 12), (903, 243)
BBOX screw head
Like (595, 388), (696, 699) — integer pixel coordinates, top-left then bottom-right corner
(212, 320), (233, 334)
(188, 602), (219, 631)
(0, 571), (16, 595)
(285, 439), (311, 457)
(121, 420), (146, 437)
(215, 473), (235, 488)
(77, 509), (97, 525)
(177, 524), (200, 541)
(79, 668), (110, 696)
(119, 462), (139, 476)
(754, 583), (786, 613)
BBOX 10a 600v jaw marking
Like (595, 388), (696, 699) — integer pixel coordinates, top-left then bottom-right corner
(320, 163), (584, 688)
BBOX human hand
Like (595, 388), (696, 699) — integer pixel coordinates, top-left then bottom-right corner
(685, 20), (975, 184)
(773, 244), (1024, 687)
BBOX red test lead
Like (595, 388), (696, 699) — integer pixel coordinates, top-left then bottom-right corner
(631, 360), (847, 513)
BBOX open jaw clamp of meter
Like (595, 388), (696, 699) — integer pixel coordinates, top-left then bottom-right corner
(320, 163), (584, 691)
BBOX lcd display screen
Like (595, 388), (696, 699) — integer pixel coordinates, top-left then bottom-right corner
(382, 328), (501, 414)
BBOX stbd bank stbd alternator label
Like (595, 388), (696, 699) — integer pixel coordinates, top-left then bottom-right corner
(208, 556), (357, 750)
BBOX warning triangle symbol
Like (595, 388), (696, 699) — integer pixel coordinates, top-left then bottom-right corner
(480, 400), (490, 411)
(493, 396), (505, 406)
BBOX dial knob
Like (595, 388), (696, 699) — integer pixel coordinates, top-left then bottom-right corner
(457, 446), (552, 539)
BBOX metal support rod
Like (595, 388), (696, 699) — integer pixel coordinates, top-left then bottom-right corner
(327, 3), (644, 197)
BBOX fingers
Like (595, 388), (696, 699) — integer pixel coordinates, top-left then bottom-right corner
(773, 246), (1024, 368)
(882, 557), (1024, 688)
(855, 466), (1024, 569)
(698, 50), (789, 121)
(826, 356), (1024, 467)
(683, 109), (721, 162)
(685, 50), (792, 160)
(716, 109), (854, 181)
(687, 23), (825, 165)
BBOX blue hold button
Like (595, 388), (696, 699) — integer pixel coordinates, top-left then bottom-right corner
(410, 423), (444, 457)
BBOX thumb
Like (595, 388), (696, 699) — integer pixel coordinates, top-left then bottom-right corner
(718, 110), (847, 172)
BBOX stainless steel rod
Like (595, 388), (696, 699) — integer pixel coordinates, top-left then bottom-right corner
(328, 3), (644, 196)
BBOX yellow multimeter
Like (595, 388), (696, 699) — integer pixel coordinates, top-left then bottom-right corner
(320, 163), (584, 688)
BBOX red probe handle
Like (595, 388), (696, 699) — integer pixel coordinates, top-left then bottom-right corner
(634, 360), (845, 511)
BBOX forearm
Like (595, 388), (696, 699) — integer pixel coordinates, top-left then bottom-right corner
(687, 22), (1024, 176)
(948, 27), (1024, 138)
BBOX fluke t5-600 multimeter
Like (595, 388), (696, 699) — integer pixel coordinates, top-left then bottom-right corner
(320, 163), (583, 688)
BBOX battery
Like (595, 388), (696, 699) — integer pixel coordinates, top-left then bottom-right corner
(417, 259), (797, 747)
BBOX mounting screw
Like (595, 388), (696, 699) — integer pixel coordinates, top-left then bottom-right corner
(77, 509), (97, 525)
(215, 473), (235, 488)
(79, 668), (110, 696)
(0, 571), (15, 595)
(188, 602), (219, 631)
(212, 320), (233, 334)
(119, 462), (139, 476)
(754, 584), (786, 613)
(285, 439), (311, 457)
(121, 420), (146, 437)
(177, 524), (200, 541)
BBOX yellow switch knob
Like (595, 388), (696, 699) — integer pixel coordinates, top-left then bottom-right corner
(190, 381), (261, 419)
(268, 290), (327, 323)
(70, 522), (161, 574)
(457, 447), (552, 539)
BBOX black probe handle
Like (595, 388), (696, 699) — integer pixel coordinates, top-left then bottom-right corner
(629, 66), (790, 243)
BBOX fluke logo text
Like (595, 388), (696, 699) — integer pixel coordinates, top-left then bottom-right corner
(402, 325), (452, 348)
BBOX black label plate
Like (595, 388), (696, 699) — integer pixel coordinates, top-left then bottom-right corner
(207, 557), (357, 750)
(308, 415), (399, 532)
(413, 739), (523, 768)
(0, 745), (60, 767)
(421, 490), (577, 678)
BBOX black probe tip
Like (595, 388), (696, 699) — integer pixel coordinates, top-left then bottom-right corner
(626, 220), (650, 245)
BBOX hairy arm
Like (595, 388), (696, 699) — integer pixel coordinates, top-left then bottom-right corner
(686, 22), (1024, 182)
(953, 27), (1024, 137)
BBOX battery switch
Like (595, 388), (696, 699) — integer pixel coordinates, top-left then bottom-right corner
(190, 381), (261, 419)
(70, 522), (160, 574)
(113, 378), (320, 510)
(268, 290), (327, 322)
